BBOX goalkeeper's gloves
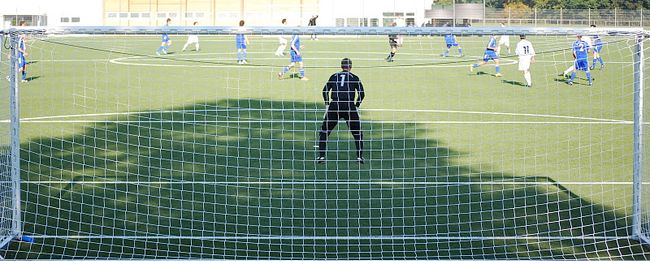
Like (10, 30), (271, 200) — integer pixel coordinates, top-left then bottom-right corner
(355, 102), (361, 108)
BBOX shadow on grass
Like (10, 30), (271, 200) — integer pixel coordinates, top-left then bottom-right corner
(5, 99), (649, 259)
(23, 76), (41, 82)
(501, 80), (529, 88)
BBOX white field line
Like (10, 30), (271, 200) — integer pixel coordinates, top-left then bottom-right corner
(27, 235), (630, 241)
(21, 180), (648, 185)
(15, 108), (630, 124)
(15, 120), (634, 124)
(109, 51), (517, 69)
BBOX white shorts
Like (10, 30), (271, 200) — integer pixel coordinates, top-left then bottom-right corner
(518, 56), (532, 71)
(279, 37), (288, 45)
(186, 35), (199, 44)
(499, 36), (510, 47)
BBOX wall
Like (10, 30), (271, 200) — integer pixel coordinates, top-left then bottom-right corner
(103, 0), (320, 26)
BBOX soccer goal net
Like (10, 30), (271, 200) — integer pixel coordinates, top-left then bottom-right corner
(1, 26), (649, 260)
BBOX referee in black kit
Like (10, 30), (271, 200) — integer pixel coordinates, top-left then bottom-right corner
(317, 58), (365, 164)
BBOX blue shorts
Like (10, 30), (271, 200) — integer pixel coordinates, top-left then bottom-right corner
(291, 51), (303, 62)
(19, 55), (26, 68)
(593, 45), (603, 53)
(446, 43), (458, 48)
(237, 42), (247, 49)
(575, 59), (589, 71)
(161, 34), (170, 43)
(482, 50), (498, 62)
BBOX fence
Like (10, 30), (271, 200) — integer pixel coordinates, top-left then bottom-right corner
(479, 8), (648, 27)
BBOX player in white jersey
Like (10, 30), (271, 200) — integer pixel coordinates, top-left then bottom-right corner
(515, 35), (535, 87)
(275, 18), (288, 56)
(181, 21), (200, 52)
(497, 23), (510, 55)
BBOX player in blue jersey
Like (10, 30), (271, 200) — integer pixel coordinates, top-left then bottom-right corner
(590, 25), (605, 70)
(17, 21), (28, 82)
(278, 33), (307, 80)
(568, 34), (592, 86)
(470, 35), (502, 77)
(156, 18), (172, 55)
(442, 34), (463, 57)
(236, 20), (250, 64)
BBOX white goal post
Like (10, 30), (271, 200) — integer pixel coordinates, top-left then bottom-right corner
(0, 25), (649, 259)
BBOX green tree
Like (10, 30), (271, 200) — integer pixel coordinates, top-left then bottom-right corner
(609, 0), (650, 9)
(504, 2), (533, 18)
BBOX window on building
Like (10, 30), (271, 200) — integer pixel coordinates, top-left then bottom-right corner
(195, 12), (205, 18)
(157, 13), (166, 18)
(141, 13), (150, 18)
(335, 18), (345, 27)
(107, 13), (117, 18)
(185, 12), (193, 18)
(360, 18), (369, 27)
(60, 17), (69, 23)
(130, 13), (139, 18)
(383, 18), (394, 26)
(346, 18), (359, 27)
(370, 18), (379, 27)
(119, 13), (128, 18)
(168, 13), (177, 18)
(71, 17), (80, 23)
(406, 18), (415, 26)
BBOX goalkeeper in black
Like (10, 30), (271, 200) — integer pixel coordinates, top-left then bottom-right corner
(317, 58), (365, 164)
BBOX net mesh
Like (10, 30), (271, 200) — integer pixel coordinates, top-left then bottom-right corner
(1, 27), (649, 259)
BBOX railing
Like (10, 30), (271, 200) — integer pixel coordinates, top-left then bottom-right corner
(430, 8), (650, 27)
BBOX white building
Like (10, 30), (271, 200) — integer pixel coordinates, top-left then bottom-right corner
(1, 0), (434, 28)
(0, 0), (102, 28)
(318, 0), (433, 27)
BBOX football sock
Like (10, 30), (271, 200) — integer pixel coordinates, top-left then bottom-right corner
(563, 66), (574, 75)
(524, 71), (531, 86)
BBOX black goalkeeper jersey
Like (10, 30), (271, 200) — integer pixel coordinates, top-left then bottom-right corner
(322, 71), (365, 108)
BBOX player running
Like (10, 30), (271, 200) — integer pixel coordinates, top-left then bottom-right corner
(590, 26), (605, 70)
(156, 18), (172, 55)
(386, 22), (402, 62)
(470, 35), (502, 77)
(181, 21), (200, 52)
(515, 35), (535, 87)
(567, 34), (593, 86)
(274, 18), (288, 56)
(278, 33), (307, 80)
(236, 20), (250, 64)
(497, 23), (510, 55)
(442, 34), (463, 57)
(317, 58), (365, 164)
